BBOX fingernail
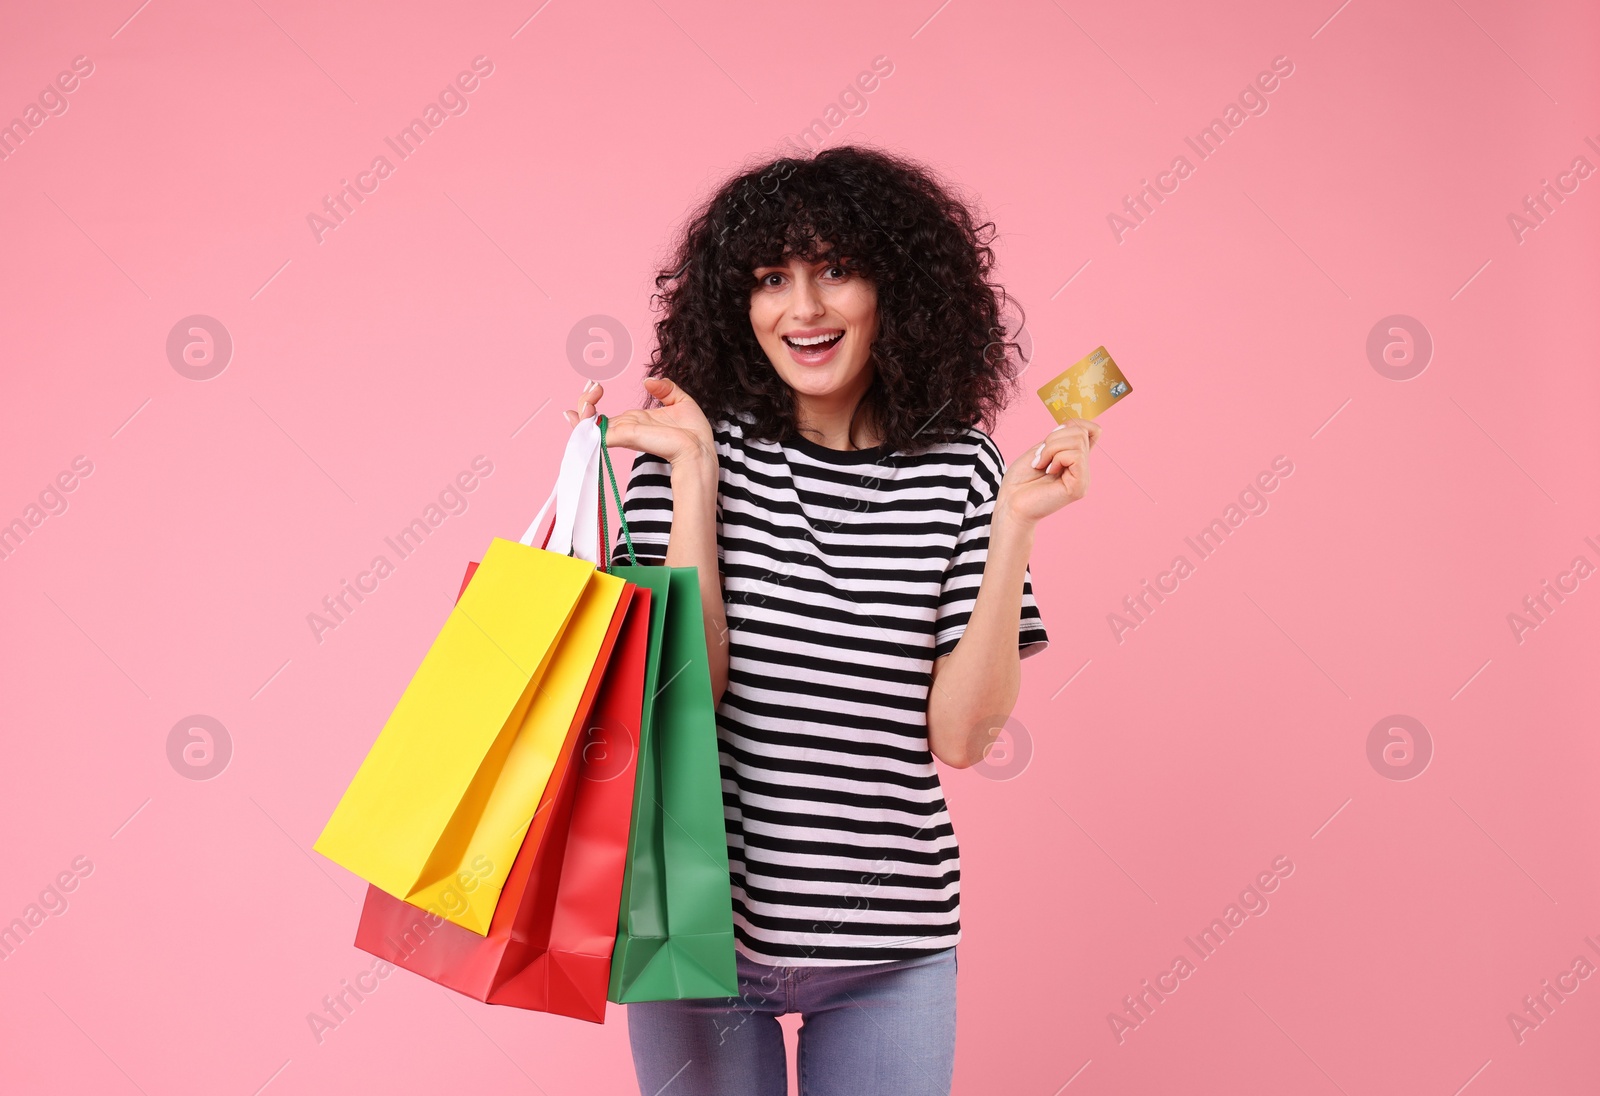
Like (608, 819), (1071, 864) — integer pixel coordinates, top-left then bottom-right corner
(583, 380), (597, 393)
(1031, 444), (1044, 468)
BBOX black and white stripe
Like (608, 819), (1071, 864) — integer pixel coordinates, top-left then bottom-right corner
(610, 410), (1048, 966)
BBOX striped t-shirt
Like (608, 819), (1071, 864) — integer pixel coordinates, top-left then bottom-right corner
(608, 410), (1049, 966)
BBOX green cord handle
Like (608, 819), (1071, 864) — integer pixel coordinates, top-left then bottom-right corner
(597, 415), (639, 569)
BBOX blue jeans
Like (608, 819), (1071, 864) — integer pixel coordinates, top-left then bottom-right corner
(626, 946), (958, 1096)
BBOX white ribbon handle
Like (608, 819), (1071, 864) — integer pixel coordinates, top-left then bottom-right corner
(519, 416), (603, 563)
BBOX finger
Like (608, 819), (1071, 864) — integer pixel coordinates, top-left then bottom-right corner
(600, 409), (644, 446)
(1044, 449), (1083, 477)
(1051, 420), (1095, 444)
(1036, 441), (1075, 473)
(1031, 429), (1090, 469)
(1041, 435), (1090, 475)
(1045, 420), (1100, 450)
(644, 376), (690, 406)
(562, 409), (577, 425)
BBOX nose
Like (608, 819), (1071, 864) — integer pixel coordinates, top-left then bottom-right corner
(789, 273), (825, 320)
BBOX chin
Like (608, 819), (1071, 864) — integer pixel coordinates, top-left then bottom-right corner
(784, 370), (850, 397)
(778, 355), (861, 384)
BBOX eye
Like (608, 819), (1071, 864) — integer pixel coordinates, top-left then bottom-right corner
(756, 271), (785, 288)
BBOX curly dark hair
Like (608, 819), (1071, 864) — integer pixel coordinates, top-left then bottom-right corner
(642, 143), (1027, 455)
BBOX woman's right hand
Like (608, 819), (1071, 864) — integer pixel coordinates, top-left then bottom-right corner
(563, 375), (716, 470)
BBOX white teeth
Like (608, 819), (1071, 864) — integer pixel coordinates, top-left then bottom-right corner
(786, 332), (842, 347)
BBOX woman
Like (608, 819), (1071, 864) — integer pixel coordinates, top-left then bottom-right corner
(562, 144), (1098, 1096)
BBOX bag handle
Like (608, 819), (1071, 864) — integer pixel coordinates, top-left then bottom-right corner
(520, 416), (603, 561)
(597, 414), (639, 571)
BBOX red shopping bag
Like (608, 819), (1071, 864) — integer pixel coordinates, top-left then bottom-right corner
(353, 559), (649, 1022)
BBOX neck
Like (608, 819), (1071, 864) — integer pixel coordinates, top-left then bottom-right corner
(794, 374), (880, 451)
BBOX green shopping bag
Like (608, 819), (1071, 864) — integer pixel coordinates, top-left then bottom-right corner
(596, 418), (737, 1003)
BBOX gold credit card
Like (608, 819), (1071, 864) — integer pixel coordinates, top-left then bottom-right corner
(1036, 346), (1132, 423)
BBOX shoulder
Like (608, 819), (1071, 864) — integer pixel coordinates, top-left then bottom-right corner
(710, 410), (753, 446)
(918, 425), (1006, 484)
(962, 426), (1007, 474)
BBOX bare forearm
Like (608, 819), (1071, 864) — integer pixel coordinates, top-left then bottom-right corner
(663, 455), (731, 705)
(926, 509), (1035, 768)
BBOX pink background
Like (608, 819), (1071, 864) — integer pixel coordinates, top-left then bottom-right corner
(3, 1), (1597, 1092)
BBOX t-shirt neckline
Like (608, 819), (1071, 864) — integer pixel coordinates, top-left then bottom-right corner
(784, 432), (897, 464)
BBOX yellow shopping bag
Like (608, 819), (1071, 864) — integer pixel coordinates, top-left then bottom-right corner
(315, 419), (627, 935)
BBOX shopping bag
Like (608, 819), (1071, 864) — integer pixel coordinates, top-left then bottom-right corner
(355, 554), (650, 1021)
(487, 585), (647, 1018)
(598, 418), (738, 1003)
(315, 418), (627, 935)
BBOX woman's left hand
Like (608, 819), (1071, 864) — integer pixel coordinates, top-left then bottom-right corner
(996, 419), (1101, 525)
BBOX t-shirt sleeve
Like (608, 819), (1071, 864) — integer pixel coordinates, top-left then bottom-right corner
(933, 437), (1050, 661)
(608, 450), (674, 568)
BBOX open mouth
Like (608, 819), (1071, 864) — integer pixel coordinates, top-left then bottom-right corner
(782, 332), (844, 351)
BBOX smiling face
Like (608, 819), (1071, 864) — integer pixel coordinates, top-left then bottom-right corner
(749, 247), (879, 416)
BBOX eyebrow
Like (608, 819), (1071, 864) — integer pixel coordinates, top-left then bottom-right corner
(753, 255), (845, 271)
